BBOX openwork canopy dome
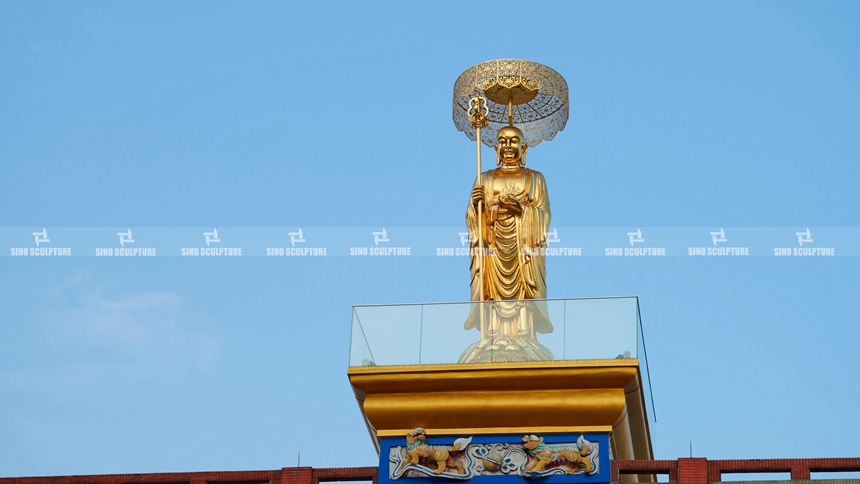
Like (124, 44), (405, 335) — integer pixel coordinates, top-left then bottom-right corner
(453, 59), (569, 148)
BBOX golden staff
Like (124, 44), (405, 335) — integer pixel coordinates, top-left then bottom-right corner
(467, 93), (489, 304)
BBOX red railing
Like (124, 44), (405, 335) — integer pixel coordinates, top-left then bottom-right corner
(612, 457), (860, 483)
(0, 468), (377, 484)
(5, 458), (860, 484)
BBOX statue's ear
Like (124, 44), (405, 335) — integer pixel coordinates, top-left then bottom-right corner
(538, 437), (544, 443)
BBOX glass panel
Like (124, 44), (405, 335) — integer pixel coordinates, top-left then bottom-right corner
(349, 297), (642, 366)
(418, 302), (475, 365)
(351, 304), (422, 366)
(349, 308), (375, 367)
(564, 297), (638, 360)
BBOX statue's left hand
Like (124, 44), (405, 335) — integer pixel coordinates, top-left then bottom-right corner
(500, 195), (523, 215)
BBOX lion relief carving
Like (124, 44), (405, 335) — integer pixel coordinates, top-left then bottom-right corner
(521, 434), (595, 475)
(400, 428), (473, 475)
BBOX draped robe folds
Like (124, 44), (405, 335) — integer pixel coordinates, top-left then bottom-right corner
(462, 167), (553, 361)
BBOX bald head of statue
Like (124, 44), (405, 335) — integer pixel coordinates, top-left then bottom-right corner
(495, 125), (528, 166)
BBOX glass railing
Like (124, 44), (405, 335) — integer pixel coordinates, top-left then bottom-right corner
(349, 296), (645, 367)
(349, 295), (656, 424)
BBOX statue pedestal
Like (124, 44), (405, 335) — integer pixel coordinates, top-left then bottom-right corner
(347, 297), (654, 482)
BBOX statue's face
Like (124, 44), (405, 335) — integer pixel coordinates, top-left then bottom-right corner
(496, 127), (527, 166)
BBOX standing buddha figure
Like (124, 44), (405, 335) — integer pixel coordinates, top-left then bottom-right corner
(459, 125), (554, 363)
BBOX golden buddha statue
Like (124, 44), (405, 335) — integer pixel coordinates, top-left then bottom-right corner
(459, 125), (554, 363)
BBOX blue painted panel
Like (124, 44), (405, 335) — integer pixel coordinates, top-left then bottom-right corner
(378, 432), (610, 484)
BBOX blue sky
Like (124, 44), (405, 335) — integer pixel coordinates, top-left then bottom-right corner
(1, 1), (859, 478)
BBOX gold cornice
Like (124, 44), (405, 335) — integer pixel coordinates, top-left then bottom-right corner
(347, 359), (652, 464)
(348, 358), (639, 375)
(348, 359), (640, 394)
(363, 388), (626, 432)
(376, 425), (613, 438)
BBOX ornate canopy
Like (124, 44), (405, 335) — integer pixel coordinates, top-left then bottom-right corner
(453, 59), (569, 148)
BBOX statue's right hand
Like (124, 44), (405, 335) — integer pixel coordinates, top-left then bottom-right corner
(471, 186), (484, 207)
